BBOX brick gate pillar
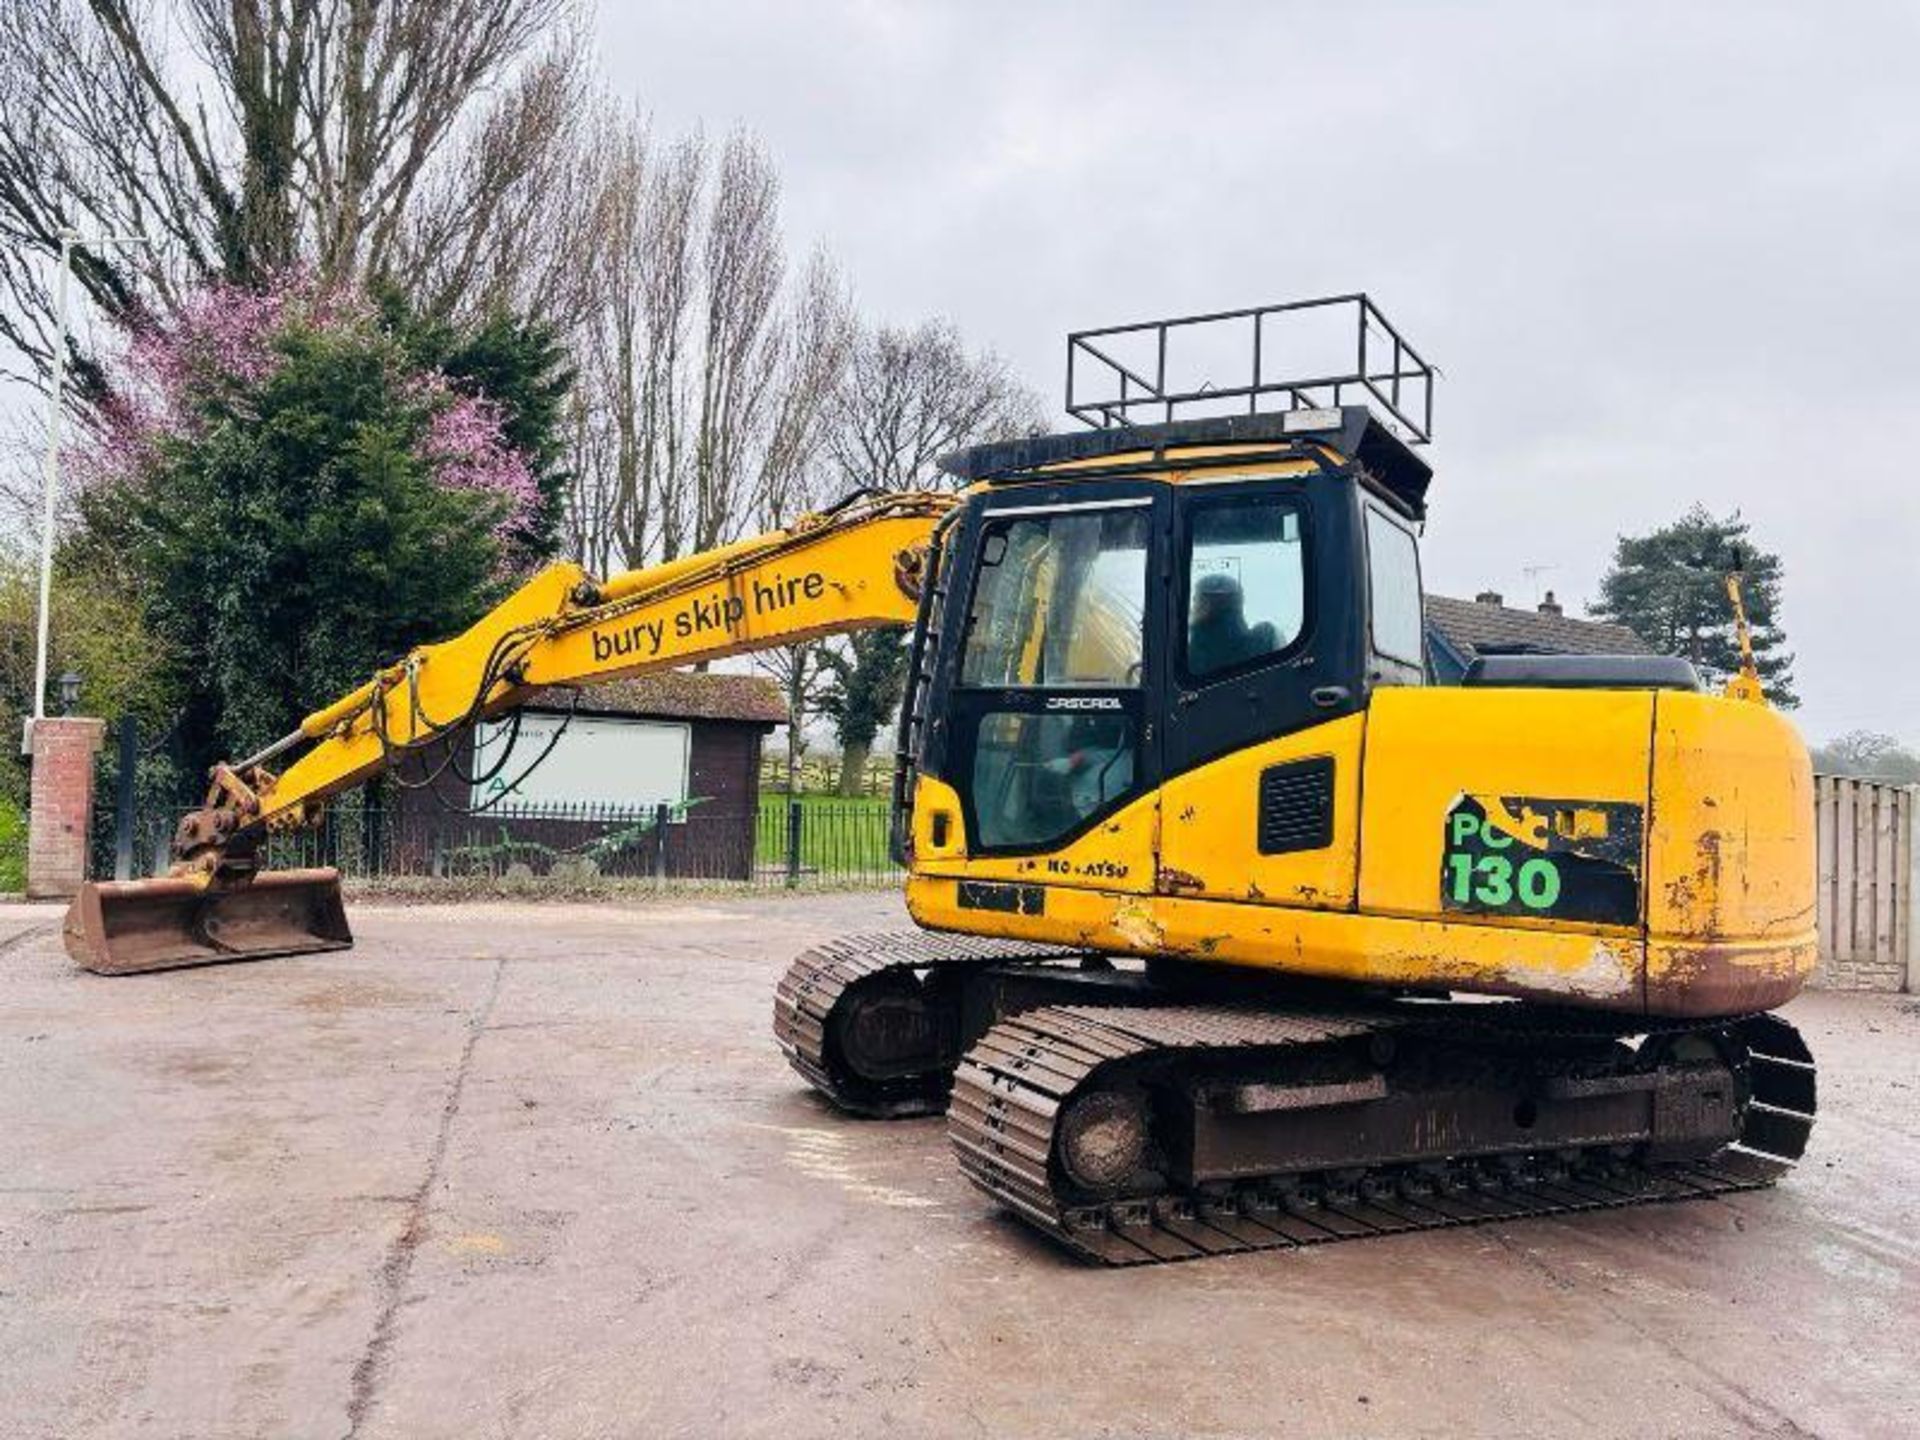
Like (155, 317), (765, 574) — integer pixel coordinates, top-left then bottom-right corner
(27, 717), (106, 899)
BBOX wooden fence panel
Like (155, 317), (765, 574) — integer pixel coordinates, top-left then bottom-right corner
(1815, 777), (1834, 959)
(1813, 774), (1913, 992)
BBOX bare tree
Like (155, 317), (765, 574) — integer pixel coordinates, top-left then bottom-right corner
(826, 318), (1043, 494)
(631, 129), (702, 563)
(563, 121), (686, 572)
(558, 383), (617, 574)
(752, 250), (854, 532)
(0, 1), (183, 383)
(301, 0), (573, 282)
(564, 123), (851, 574)
(0, 0), (582, 390)
(756, 640), (840, 799)
(551, 121), (856, 768)
(687, 132), (781, 553)
(389, 35), (608, 330)
(1809, 730), (1920, 783)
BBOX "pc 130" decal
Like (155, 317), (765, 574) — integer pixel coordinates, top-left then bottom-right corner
(1440, 794), (1642, 926)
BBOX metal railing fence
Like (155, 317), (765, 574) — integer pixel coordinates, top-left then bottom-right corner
(111, 795), (902, 889)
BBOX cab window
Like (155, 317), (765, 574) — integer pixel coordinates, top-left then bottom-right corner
(1182, 496), (1306, 681)
(1365, 505), (1424, 668)
(960, 505), (1148, 688)
(969, 710), (1135, 850)
(959, 501), (1147, 851)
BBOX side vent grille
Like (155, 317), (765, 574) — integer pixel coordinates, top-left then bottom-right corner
(1257, 757), (1335, 855)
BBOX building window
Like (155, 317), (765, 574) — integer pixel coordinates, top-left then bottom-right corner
(471, 713), (691, 810)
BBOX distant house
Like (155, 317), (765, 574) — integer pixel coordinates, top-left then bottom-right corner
(1424, 590), (1653, 683)
(393, 671), (787, 879)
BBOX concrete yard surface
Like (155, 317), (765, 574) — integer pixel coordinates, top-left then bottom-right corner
(2, 893), (1916, 1439)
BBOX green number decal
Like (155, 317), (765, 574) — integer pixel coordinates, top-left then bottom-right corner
(1472, 854), (1513, 905)
(1446, 853), (1475, 903)
(1443, 794), (1641, 924)
(1517, 857), (1562, 910)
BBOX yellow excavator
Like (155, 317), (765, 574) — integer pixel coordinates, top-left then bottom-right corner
(65, 297), (1818, 1265)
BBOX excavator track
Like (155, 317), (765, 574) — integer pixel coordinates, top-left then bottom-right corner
(772, 931), (1081, 1116)
(949, 1002), (1815, 1265)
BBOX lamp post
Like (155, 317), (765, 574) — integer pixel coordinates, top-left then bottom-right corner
(58, 670), (81, 716)
(24, 228), (148, 752)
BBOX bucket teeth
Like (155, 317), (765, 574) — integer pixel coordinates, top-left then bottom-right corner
(64, 869), (354, 975)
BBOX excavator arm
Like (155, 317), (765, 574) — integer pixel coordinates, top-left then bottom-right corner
(67, 489), (956, 974)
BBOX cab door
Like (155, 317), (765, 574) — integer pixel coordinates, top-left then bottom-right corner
(1156, 472), (1370, 909)
(922, 485), (1166, 895)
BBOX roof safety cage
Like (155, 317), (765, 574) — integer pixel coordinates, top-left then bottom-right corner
(1065, 294), (1435, 445)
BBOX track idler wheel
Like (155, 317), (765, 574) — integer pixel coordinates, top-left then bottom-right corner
(830, 971), (955, 1083)
(1057, 1089), (1152, 1198)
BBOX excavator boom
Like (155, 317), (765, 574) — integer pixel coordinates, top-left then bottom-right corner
(67, 490), (955, 974)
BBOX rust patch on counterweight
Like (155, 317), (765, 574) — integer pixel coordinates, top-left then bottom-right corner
(1648, 938), (1811, 1017)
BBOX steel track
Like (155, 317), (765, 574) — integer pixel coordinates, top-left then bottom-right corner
(771, 930), (1080, 1116)
(949, 1002), (1815, 1265)
(771, 933), (1817, 1265)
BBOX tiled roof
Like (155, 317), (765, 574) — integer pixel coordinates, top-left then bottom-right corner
(1425, 594), (1654, 659)
(527, 671), (788, 724)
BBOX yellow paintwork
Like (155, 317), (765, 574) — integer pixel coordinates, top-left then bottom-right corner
(1721, 571), (1770, 705)
(909, 706), (1652, 1006)
(1356, 687), (1653, 926)
(1644, 690), (1817, 1010)
(911, 687), (1817, 1018)
(1158, 713), (1365, 909)
(1028, 448), (1328, 485)
(910, 775), (968, 866)
(269, 563), (591, 824)
(907, 871), (1646, 1002)
(912, 772), (1160, 898)
(526, 513), (937, 684)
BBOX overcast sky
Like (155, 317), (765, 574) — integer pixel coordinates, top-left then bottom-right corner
(598, 0), (1919, 744)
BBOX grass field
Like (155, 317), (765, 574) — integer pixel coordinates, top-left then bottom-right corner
(754, 794), (895, 875)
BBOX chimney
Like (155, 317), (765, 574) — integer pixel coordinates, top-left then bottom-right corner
(1538, 590), (1563, 617)
(1474, 589), (1503, 607)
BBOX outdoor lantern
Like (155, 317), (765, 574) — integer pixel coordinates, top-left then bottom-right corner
(58, 670), (81, 715)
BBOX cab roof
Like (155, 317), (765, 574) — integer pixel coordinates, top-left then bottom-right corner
(937, 406), (1433, 519)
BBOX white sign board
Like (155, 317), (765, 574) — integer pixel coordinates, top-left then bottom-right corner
(470, 713), (691, 810)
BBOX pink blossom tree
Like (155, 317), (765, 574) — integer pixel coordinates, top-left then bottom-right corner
(77, 274), (545, 561)
(67, 274), (563, 762)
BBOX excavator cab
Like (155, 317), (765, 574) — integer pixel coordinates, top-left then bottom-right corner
(883, 298), (1811, 1025)
(895, 401), (1429, 882)
(885, 297), (1431, 881)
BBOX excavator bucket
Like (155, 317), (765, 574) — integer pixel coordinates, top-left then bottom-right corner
(64, 869), (354, 976)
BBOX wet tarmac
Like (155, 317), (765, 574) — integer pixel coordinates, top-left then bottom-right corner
(2, 893), (1914, 1438)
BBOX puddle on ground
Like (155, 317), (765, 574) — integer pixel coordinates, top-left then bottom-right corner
(752, 1122), (941, 1210)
